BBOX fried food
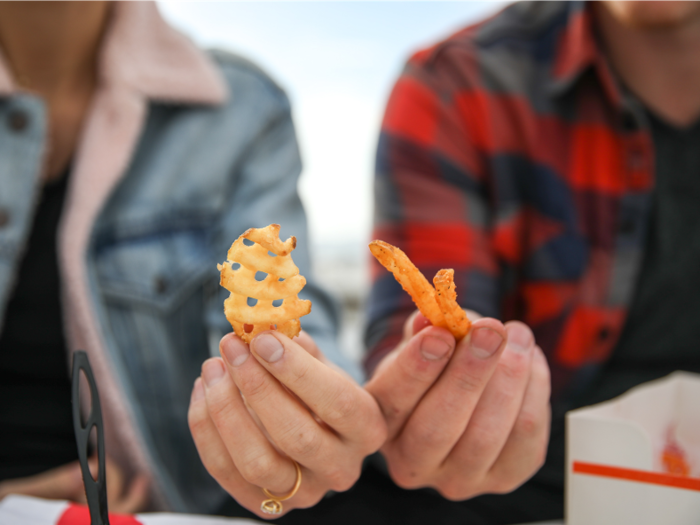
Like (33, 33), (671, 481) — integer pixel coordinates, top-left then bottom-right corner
(369, 240), (471, 340)
(433, 269), (470, 341)
(218, 224), (311, 343)
(662, 426), (691, 477)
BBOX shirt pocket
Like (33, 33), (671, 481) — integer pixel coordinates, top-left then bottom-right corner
(93, 227), (217, 471)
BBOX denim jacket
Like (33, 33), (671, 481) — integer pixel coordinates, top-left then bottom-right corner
(0, 2), (357, 514)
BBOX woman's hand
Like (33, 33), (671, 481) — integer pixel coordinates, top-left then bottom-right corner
(0, 456), (149, 513)
(188, 331), (386, 519)
(365, 311), (551, 501)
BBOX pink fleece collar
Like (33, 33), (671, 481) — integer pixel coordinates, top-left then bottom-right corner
(0, 2), (228, 105)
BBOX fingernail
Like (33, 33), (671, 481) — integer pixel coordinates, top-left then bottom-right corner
(469, 327), (504, 359)
(202, 358), (225, 387)
(252, 333), (284, 363)
(506, 323), (533, 352)
(420, 336), (452, 360)
(192, 378), (205, 401)
(221, 336), (249, 367)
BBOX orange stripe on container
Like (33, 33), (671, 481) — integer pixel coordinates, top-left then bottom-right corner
(572, 461), (700, 492)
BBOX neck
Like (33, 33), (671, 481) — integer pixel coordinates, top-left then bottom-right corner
(595, 3), (700, 127)
(0, 1), (111, 96)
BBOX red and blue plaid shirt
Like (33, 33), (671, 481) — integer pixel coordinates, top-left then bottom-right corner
(366, 1), (656, 409)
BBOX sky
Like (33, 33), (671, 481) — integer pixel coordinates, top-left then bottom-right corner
(158, 1), (508, 254)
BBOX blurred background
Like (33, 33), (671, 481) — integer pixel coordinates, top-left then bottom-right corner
(159, 1), (508, 364)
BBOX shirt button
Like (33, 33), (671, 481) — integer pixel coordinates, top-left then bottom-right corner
(0, 208), (9, 228)
(7, 110), (29, 132)
(618, 218), (636, 235)
(598, 326), (611, 341)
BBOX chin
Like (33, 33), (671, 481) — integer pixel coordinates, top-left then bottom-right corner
(603, 1), (700, 30)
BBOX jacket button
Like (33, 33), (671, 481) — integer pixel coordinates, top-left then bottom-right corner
(0, 208), (9, 228)
(598, 326), (611, 341)
(7, 110), (29, 132)
(154, 276), (168, 294)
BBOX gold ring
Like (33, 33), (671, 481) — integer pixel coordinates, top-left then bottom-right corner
(260, 460), (302, 515)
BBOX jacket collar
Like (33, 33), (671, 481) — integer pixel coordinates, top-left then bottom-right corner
(0, 1), (227, 105)
(547, 1), (622, 107)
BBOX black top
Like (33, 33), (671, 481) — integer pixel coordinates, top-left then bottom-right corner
(579, 110), (700, 407)
(0, 169), (77, 481)
(500, 110), (700, 523)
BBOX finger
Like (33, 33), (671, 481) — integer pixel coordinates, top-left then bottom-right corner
(110, 474), (150, 514)
(294, 330), (323, 360)
(246, 332), (385, 447)
(392, 318), (507, 480)
(406, 310), (431, 339)
(484, 345), (551, 493)
(188, 376), (294, 516)
(365, 325), (456, 440)
(100, 456), (125, 507)
(441, 322), (535, 489)
(1, 461), (85, 502)
(188, 377), (247, 489)
(464, 309), (483, 321)
(220, 335), (368, 490)
(199, 358), (299, 495)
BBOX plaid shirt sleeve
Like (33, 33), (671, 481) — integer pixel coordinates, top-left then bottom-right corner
(363, 2), (659, 407)
(365, 38), (501, 374)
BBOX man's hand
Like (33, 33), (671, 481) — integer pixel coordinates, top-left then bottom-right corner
(188, 331), (387, 519)
(365, 311), (551, 500)
(0, 457), (150, 513)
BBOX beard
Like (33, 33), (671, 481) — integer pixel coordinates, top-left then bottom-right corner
(604, 1), (700, 31)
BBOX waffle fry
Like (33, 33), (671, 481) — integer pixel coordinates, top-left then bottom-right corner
(369, 240), (471, 340)
(219, 224), (311, 343)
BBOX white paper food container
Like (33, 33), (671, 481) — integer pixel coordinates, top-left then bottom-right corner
(566, 371), (700, 525)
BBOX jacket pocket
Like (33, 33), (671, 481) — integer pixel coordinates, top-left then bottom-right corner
(93, 227), (217, 489)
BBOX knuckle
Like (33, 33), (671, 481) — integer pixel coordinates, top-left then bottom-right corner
(497, 353), (529, 382)
(437, 470), (481, 501)
(187, 409), (209, 436)
(408, 421), (450, 450)
(386, 460), (427, 490)
(204, 452), (234, 481)
(453, 371), (483, 395)
(465, 430), (494, 460)
(391, 470), (423, 490)
(239, 454), (276, 486)
(365, 419), (389, 452)
(325, 388), (358, 422)
(205, 396), (230, 423)
(285, 426), (323, 459)
(237, 370), (273, 401)
(437, 481), (475, 501)
(397, 353), (435, 385)
(515, 411), (539, 437)
(324, 465), (360, 493)
(487, 477), (521, 495)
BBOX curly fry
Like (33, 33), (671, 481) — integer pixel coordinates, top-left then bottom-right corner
(433, 269), (471, 340)
(369, 240), (447, 330)
(369, 240), (471, 340)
